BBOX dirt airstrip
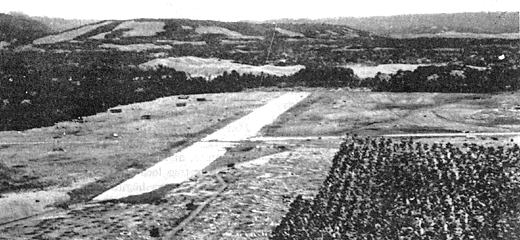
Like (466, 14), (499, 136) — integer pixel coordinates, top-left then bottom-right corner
(1, 89), (520, 239)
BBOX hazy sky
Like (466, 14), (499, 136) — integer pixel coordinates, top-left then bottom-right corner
(1, 0), (518, 21)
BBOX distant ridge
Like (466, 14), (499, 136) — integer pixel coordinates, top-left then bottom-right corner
(29, 16), (98, 33)
(30, 18), (376, 46)
(271, 12), (519, 37)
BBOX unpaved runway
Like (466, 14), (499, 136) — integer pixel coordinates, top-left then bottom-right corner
(93, 92), (310, 201)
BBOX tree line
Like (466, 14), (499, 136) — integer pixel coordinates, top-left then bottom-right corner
(0, 50), (518, 131)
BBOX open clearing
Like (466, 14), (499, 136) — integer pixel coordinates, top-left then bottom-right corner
(33, 21), (113, 45)
(113, 21), (166, 37)
(2, 89), (520, 239)
(0, 91), (286, 224)
(195, 26), (263, 40)
(99, 43), (173, 51)
(139, 56), (305, 79)
(342, 63), (437, 78)
(261, 90), (520, 137)
(274, 27), (305, 38)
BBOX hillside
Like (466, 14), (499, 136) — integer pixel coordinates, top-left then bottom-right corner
(30, 16), (98, 32)
(0, 13), (51, 44)
(274, 12), (519, 37)
(25, 18), (382, 66)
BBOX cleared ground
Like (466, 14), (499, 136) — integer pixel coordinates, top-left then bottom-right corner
(33, 21), (113, 45)
(261, 90), (520, 137)
(113, 21), (166, 37)
(99, 43), (173, 51)
(343, 63), (438, 78)
(139, 56), (305, 79)
(2, 89), (520, 238)
(0, 91), (285, 224)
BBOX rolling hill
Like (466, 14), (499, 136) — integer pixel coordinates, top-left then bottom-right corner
(22, 18), (383, 66)
(273, 12), (519, 38)
(0, 13), (51, 44)
(29, 18), (375, 45)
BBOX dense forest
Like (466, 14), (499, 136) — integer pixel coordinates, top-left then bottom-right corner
(271, 136), (520, 239)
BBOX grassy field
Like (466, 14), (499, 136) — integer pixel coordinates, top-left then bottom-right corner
(261, 90), (520, 137)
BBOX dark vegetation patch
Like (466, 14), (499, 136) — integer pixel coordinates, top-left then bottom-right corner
(161, 140), (189, 154)
(99, 183), (179, 205)
(65, 170), (140, 206)
(375, 102), (436, 110)
(272, 136), (520, 239)
(390, 126), (463, 133)
(73, 21), (122, 40)
(0, 161), (55, 194)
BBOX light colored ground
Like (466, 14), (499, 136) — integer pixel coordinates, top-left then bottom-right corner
(195, 26), (263, 40)
(94, 92), (310, 201)
(33, 21), (113, 45)
(274, 27), (304, 38)
(113, 21), (166, 37)
(99, 43), (173, 51)
(0, 41), (9, 49)
(261, 90), (520, 137)
(0, 91), (286, 224)
(139, 56), (305, 79)
(343, 63), (438, 78)
(89, 31), (111, 40)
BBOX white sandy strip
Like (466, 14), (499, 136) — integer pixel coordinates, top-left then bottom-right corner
(93, 92), (310, 201)
(33, 21), (113, 45)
